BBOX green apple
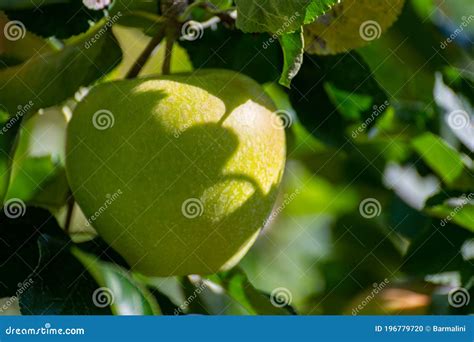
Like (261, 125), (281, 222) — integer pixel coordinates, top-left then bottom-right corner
(66, 69), (286, 276)
(304, 0), (405, 55)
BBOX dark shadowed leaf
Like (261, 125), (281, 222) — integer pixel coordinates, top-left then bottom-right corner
(0, 25), (122, 114)
(73, 248), (161, 315)
(209, 267), (295, 315)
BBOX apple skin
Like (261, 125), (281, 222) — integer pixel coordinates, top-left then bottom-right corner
(66, 69), (286, 276)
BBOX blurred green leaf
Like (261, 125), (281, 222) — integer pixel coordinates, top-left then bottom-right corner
(209, 267), (295, 315)
(412, 133), (466, 186)
(429, 205), (474, 232)
(424, 192), (474, 232)
(73, 248), (161, 315)
(324, 83), (373, 121)
(5, 107), (69, 209)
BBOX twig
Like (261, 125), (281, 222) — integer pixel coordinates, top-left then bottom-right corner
(64, 193), (75, 234)
(125, 25), (167, 79)
(162, 33), (174, 75)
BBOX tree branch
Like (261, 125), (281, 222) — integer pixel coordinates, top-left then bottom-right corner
(125, 25), (167, 79)
(162, 36), (174, 75)
(64, 193), (75, 234)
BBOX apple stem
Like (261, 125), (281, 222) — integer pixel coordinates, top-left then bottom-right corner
(125, 1), (186, 79)
(162, 22), (179, 75)
(162, 37), (174, 75)
(125, 25), (167, 79)
(64, 193), (75, 234)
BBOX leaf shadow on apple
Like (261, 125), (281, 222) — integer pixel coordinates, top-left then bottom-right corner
(67, 70), (286, 277)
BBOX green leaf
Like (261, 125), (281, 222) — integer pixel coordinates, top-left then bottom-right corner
(235, 0), (336, 34)
(11, 210), (111, 315)
(424, 192), (474, 232)
(324, 83), (373, 121)
(5, 106), (69, 209)
(73, 248), (161, 315)
(429, 205), (474, 232)
(0, 25), (122, 114)
(0, 13), (55, 67)
(303, 0), (338, 24)
(278, 29), (304, 88)
(209, 267), (295, 315)
(412, 133), (465, 186)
